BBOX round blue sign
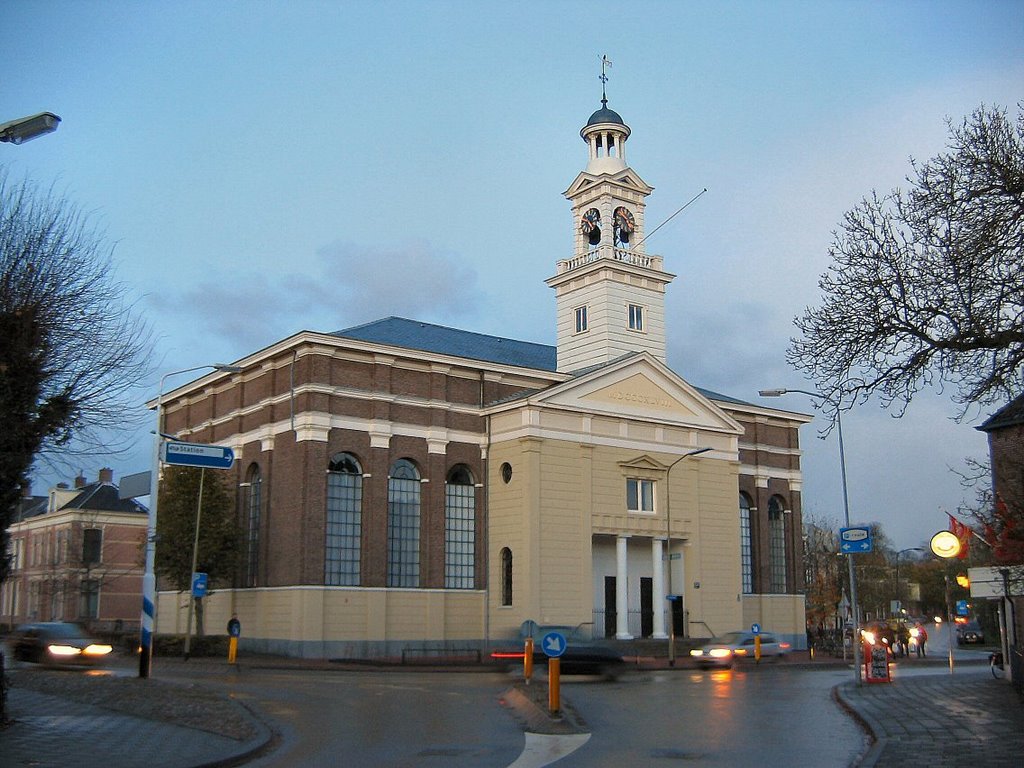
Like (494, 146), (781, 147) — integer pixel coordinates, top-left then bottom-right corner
(751, 623), (761, 635)
(540, 631), (567, 658)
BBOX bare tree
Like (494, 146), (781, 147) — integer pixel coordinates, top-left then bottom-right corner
(0, 170), (151, 584)
(789, 103), (1024, 424)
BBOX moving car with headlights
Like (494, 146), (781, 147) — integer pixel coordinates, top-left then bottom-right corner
(956, 621), (985, 645)
(689, 631), (790, 667)
(7, 622), (114, 666)
(491, 621), (626, 678)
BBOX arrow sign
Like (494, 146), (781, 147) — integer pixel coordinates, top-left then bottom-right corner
(162, 441), (235, 470)
(541, 630), (567, 658)
(192, 572), (208, 598)
(839, 526), (873, 554)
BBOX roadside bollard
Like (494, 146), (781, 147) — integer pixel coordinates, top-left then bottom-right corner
(524, 636), (534, 683)
(754, 635), (762, 663)
(548, 657), (561, 714)
(228, 635), (238, 664)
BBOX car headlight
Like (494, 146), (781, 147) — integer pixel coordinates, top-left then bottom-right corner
(84, 643), (113, 656)
(47, 644), (83, 656)
(709, 648), (733, 658)
(689, 649), (705, 657)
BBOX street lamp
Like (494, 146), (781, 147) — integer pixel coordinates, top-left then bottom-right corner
(759, 387), (863, 684)
(138, 363), (242, 678)
(665, 446), (711, 666)
(0, 112), (61, 144)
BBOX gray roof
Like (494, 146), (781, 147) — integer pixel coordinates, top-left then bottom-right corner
(978, 394), (1024, 432)
(64, 483), (148, 515)
(331, 317), (753, 408)
(333, 317), (557, 371)
(586, 99), (626, 127)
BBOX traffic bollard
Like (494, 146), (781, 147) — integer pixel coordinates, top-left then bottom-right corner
(548, 657), (561, 714)
(524, 636), (534, 683)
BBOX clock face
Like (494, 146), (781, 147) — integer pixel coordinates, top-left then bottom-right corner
(614, 206), (635, 245)
(581, 208), (601, 245)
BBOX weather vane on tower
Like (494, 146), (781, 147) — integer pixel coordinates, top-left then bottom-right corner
(600, 54), (612, 105)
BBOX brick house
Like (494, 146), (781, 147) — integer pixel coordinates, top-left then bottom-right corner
(152, 98), (811, 658)
(2, 468), (148, 631)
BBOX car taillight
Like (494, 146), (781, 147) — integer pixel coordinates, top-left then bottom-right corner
(490, 651), (525, 660)
(780, 642), (791, 649)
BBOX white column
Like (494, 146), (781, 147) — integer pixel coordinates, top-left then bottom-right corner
(616, 535), (632, 640)
(651, 538), (667, 639)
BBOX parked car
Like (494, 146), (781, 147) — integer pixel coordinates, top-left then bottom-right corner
(956, 621), (985, 645)
(7, 622), (114, 667)
(491, 621), (626, 678)
(689, 631), (790, 668)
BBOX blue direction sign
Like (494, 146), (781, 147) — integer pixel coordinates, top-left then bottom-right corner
(192, 572), (208, 598)
(162, 441), (235, 470)
(751, 623), (761, 635)
(840, 526), (873, 553)
(541, 631), (567, 658)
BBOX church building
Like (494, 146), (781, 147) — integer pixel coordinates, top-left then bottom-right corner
(153, 95), (811, 657)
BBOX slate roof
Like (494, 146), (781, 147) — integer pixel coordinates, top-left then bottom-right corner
(978, 394), (1024, 432)
(333, 317), (558, 371)
(331, 317), (755, 409)
(64, 483), (148, 515)
(15, 495), (48, 523)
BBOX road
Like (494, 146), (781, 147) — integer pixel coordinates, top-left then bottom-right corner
(158, 662), (870, 767)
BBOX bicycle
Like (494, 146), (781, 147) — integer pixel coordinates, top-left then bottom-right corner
(990, 651), (1005, 679)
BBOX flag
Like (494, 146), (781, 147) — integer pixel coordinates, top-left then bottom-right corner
(948, 514), (971, 559)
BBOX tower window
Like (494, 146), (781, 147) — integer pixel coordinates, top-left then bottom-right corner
(575, 306), (588, 334)
(628, 304), (644, 331)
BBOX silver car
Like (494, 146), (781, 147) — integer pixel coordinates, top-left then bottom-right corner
(689, 631), (790, 667)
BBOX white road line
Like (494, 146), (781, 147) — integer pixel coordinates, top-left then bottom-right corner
(507, 732), (591, 768)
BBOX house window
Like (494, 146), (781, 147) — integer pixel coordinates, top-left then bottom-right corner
(80, 579), (99, 619)
(387, 459), (421, 588)
(626, 478), (655, 513)
(82, 529), (102, 565)
(769, 496), (787, 593)
(326, 452), (363, 586)
(244, 465), (262, 587)
(575, 305), (588, 334)
(628, 303), (644, 331)
(445, 465), (475, 589)
(739, 493), (753, 594)
(500, 547), (513, 606)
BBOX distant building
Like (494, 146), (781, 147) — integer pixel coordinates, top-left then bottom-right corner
(2, 468), (148, 631)
(153, 96), (811, 657)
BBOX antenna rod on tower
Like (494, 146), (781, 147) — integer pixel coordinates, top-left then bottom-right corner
(635, 188), (708, 248)
(600, 55), (612, 103)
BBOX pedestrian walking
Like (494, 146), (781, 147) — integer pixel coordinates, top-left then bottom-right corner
(915, 623), (927, 658)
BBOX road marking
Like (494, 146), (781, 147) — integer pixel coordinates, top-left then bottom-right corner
(507, 732), (590, 768)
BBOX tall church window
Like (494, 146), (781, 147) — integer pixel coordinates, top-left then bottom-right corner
(739, 493), (753, 594)
(243, 464), (262, 587)
(500, 547), (513, 606)
(628, 303), (644, 331)
(387, 459), (421, 587)
(326, 452), (363, 586)
(445, 465), (475, 589)
(768, 496), (787, 593)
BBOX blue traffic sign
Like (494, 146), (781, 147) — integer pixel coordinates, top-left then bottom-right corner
(839, 526), (873, 553)
(751, 623), (761, 635)
(192, 572), (208, 598)
(162, 441), (235, 470)
(541, 631), (567, 658)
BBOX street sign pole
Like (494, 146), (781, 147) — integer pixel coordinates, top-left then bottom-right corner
(183, 469), (206, 660)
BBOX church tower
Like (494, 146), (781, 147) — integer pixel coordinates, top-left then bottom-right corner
(547, 81), (675, 374)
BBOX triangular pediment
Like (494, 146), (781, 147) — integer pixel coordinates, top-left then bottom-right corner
(564, 169), (653, 199)
(618, 454), (668, 472)
(526, 353), (743, 435)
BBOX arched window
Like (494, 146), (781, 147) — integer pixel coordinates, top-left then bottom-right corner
(500, 547), (513, 606)
(387, 459), (421, 588)
(768, 496), (787, 593)
(244, 464), (261, 587)
(739, 493), (753, 594)
(445, 465), (475, 589)
(326, 452), (362, 586)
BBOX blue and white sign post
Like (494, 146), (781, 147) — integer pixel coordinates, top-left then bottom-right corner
(541, 631), (567, 714)
(840, 526), (873, 554)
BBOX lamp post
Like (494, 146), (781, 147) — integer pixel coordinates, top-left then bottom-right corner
(138, 363), (241, 678)
(759, 387), (862, 684)
(665, 446), (711, 666)
(0, 112), (61, 144)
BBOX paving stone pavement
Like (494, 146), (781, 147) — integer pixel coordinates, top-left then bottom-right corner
(837, 672), (1024, 767)
(1, 686), (268, 768)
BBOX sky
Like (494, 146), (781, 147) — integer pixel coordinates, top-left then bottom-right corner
(4, 0), (1022, 551)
